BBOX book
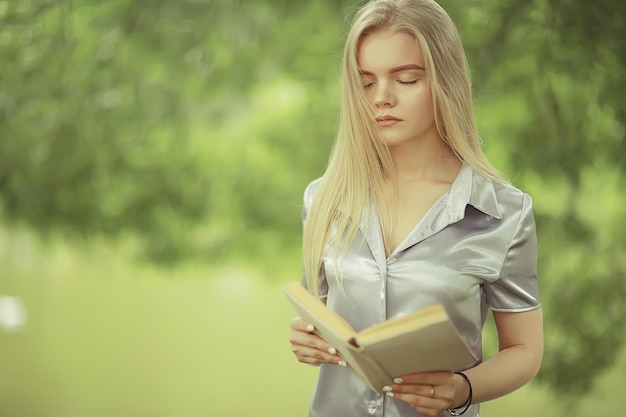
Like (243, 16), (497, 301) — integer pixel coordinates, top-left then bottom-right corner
(282, 281), (477, 393)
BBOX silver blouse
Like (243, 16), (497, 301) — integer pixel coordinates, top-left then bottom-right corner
(301, 163), (540, 417)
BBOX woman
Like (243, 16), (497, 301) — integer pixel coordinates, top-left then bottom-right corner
(288, 1), (543, 416)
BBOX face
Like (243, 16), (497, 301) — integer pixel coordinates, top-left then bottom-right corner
(357, 30), (438, 148)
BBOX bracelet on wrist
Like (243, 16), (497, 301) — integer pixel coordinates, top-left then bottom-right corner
(447, 371), (472, 416)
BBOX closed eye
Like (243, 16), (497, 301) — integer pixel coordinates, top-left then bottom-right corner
(398, 80), (417, 85)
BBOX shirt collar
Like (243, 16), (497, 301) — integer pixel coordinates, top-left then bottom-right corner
(448, 162), (503, 221)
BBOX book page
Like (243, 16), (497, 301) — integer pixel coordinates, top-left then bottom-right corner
(355, 304), (446, 345)
(361, 320), (477, 378)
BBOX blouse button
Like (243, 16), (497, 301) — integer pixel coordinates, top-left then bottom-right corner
(367, 400), (377, 414)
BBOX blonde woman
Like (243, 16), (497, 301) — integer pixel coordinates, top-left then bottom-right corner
(288, 0), (543, 416)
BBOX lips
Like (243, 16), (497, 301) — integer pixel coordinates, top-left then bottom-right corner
(376, 114), (402, 127)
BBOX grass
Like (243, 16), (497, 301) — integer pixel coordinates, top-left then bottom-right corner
(0, 224), (623, 417)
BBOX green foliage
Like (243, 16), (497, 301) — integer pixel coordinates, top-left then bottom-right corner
(1, 0), (625, 400)
(456, 0), (626, 396)
(0, 0), (354, 260)
(0, 0), (213, 261)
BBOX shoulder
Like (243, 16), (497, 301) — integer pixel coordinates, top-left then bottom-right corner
(469, 168), (533, 222)
(303, 177), (324, 208)
(486, 178), (537, 248)
(493, 181), (533, 209)
(492, 181), (534, 223)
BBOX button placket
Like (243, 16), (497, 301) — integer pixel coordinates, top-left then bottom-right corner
(379, 266), (387, 323)
(367, 400), (377, 414)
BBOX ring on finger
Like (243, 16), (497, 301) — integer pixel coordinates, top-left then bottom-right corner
(430, 385), (435, 398)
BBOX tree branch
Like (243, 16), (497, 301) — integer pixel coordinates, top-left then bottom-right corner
(0, 0), (61, 25)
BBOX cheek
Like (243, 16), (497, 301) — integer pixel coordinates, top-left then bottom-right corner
(412, 89), (434, 115)
(405, 94), (433, 116)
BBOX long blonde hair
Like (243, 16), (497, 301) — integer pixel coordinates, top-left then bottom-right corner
(303, 0), (506, 296)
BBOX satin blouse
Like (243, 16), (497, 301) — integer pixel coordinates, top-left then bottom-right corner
(301, 163), (540, 417)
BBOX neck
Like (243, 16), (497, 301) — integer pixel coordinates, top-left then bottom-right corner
(388, 136), (461, 183)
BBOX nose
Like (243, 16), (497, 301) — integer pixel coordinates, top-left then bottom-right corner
(373, 81), (395, 108)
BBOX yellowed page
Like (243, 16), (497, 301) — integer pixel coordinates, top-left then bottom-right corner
(360, 319), (477, 379)
(356, 304), (446, 345)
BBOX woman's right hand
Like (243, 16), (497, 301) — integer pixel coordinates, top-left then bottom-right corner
(289, 316), (347, 367)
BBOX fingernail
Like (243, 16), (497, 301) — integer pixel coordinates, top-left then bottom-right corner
(306, 324), (315, 332)
(393, 378), (403, 384)
(382, 385), (392, 392)
(338, 360), (347, 367)
(328, 347), (337, 355)
(385, 392), (394, 398)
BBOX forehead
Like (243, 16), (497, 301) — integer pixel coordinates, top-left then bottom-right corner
(357, 30), (425, 72)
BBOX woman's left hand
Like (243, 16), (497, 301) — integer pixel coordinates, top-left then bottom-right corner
(382, 371), (465, 417)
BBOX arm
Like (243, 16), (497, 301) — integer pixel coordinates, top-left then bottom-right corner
(458, 193), (544, 403)
(462, 308), (543, 404)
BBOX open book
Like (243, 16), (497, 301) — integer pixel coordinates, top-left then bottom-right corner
(282, 282), (477, 393)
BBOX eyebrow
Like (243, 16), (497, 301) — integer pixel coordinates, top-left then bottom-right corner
(359, 64), (425, 76)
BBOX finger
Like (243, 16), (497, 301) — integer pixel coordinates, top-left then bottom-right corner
(393, 371), (453, 385)
(288, 328), (344, 365)
(386, 383), (455, 405)
(292, 345), (336, 365)
(385, 391), (449, 416)
(385, 383), (437, 397)
(291, 344), (344, 365)
(291, 343), (347, 367)
(289, 329), (338, 355)
(290, 316), (316, 333)
(289, 320), (340, 356)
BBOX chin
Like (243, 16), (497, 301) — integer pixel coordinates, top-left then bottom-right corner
(382, 135), (411, 148)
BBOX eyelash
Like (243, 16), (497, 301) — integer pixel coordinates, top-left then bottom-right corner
(363, 80), (418, 88)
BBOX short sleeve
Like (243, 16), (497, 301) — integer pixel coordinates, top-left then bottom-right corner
(300, 179), (328, 298)
(484, 193), (540, 312)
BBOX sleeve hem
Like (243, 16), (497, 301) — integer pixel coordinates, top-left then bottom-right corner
(490, 303), (541, 313)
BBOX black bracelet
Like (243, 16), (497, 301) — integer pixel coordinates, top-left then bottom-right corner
(447, 371), (472, 416)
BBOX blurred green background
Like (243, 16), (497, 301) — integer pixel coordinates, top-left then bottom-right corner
(0, 0), (624, 416)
